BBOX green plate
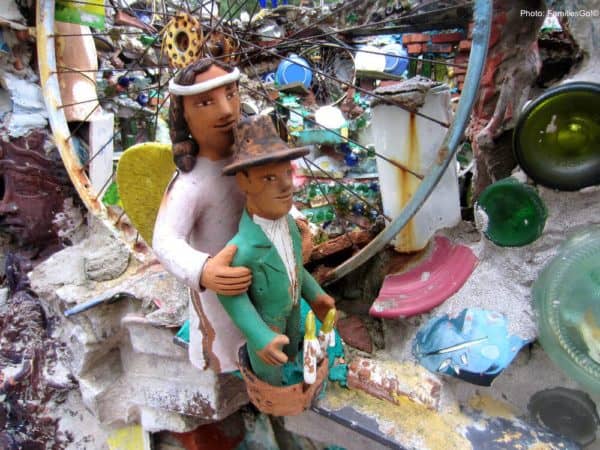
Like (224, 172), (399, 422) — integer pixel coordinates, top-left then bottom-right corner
(533, 226), (600, 394)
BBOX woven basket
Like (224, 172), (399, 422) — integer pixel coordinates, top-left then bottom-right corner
(238, 345), (328, 416)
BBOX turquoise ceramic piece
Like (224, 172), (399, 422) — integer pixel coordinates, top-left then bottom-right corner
(533, 226), (600, 394)
(413, 308), (530, 386)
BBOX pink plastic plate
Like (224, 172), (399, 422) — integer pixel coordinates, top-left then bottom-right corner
(370, 236), (478, 319)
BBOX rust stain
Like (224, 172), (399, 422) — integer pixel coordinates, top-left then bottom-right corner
(395, 113), (420, 252)
(192, 290), (221, 373)
(437, 145), (449, 165)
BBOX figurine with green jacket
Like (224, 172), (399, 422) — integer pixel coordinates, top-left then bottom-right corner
(218, 114), (336, 397)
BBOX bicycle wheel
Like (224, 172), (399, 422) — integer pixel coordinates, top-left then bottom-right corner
(38, 0), (492, 280)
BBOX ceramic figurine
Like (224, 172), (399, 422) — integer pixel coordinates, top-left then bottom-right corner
(152, 58), (314, 374)
(153, 59), (252, 373)
(217, 115), (335, 409)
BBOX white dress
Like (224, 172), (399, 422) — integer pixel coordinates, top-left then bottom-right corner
(153, 156), (246, 373)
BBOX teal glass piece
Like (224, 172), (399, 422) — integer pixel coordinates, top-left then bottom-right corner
(513, 82), (600, 191)
(533, 226), (600, 394)
(173, 320), (190, 348)
(475, 177), (547, 247)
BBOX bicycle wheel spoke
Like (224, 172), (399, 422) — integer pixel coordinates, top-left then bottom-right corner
(240, 81), (425, 180)
(220, 28), (451, 127)
(153, 67), (163, 141)
(114, 209), (127, 226)
(86, 132), (118, 167)
(67, 103), (102, 141)
(303, 165), (366, 236)
(51, 31), (145, 37)
(201, 0), (252, 47)
(54, 65), (172, 74)
(302, 157), (390, 222)
(58, 78), (174, 111)
(285, 0), (363, 41)
(93, 173), (115, 201)
(240, 0), (261, 45)
(63, 0), (176, 18)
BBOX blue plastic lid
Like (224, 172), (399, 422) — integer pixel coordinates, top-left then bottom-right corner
(276, 54), (313, 88)
(382, 44), (408, 76)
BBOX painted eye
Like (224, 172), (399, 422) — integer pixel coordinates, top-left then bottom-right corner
(196, 98), (213, 107)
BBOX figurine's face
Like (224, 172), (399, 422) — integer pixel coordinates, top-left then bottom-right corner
(182, 65), (240, 160)
(237, 161), (294, 220)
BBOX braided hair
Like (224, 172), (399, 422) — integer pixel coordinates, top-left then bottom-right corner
(169, 58), (237, 172)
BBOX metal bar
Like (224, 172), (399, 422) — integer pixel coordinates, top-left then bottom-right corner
(64, 292), (134, 317)
(325, 0), (492, 284)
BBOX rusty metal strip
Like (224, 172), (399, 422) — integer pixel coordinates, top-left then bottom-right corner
(37, 0), (102, 215)
(37, 0), (148, 257)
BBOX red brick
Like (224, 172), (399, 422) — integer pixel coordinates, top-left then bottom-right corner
(424, 43), (454, 54)
(402, 33), (430, 44)
(454, 54), (468, 65)
(488, 19), (507, 48)
(468, 22), (475, 38)
(458, 40), (472, 52)
(407, 43), (423, 54)
(453, 65), (467, 75)
(480, 51), (504, 88)
(430, 32), (464, 43)
(458, 81), (465, 91)
(455, 74), (465, 82)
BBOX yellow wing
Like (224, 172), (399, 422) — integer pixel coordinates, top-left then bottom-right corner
(116, 142), (175, 245)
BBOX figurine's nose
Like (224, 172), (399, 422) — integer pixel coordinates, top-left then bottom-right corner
(215, 92), (234, 120)
(279, 174), (292, 192)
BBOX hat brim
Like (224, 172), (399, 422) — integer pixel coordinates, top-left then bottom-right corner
(223, 146), (311, 175)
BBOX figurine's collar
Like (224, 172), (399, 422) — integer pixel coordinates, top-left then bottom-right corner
(168, 68), (240, 96)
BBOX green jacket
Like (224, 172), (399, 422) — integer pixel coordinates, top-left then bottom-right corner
(217, 209), (325, 353)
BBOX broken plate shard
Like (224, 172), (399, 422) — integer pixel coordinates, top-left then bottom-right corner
(413, 308), (530, 386)
(370, 236), (477, 318)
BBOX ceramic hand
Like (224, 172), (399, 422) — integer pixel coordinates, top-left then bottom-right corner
(256, 334), (290, 366)
(200, 244), (252, 295)
(310, 293), (336, 323)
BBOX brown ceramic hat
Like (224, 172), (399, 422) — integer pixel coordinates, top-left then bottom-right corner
(223, 115), (310, 175)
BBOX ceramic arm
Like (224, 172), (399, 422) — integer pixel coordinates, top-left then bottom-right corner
(301, 268), (335, 322)
(217, 291), (279, 357)
(153, 185), (208, 291)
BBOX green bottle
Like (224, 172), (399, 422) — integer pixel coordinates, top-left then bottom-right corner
(513, 82), (600, 191)
(475, 177), (547, 247)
